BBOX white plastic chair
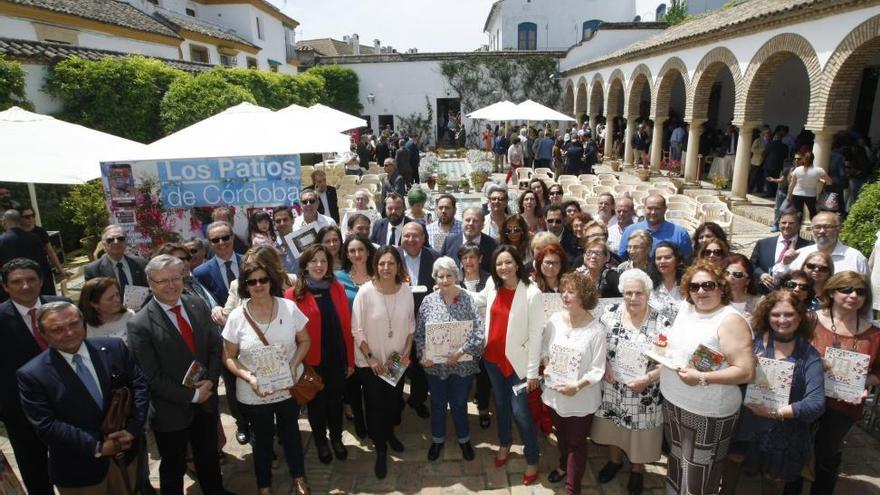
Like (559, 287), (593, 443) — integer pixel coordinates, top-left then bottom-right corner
(699, 203), (734, 233)
(534, 167), (554, 179)
(579, 174), (600, 186)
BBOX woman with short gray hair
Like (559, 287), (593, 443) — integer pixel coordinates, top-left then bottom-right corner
(414, 256), (484, 462)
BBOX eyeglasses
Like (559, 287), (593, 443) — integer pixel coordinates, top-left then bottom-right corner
(150, 276), (182, 286)
(585, 250), (606, 258)
(489, 196), (506, 202)
(504, 227), (522, 234)
(726, 271), (746, 279)
(783, 281), (810, 290)
(702, 249), (724, 257)
(688, 281), (718, 292)
(104, 235), (126, 244)
(837, 287), (867, 297)
(805, 263), (830, 273)
(209, 234), (232, 244)
(246, 277), (271, 287)
(301, 199), (316, 205)
(546, 218), (562, 225)
(623, 291), (646, 299)
(541, 260), (560, 268)
(811, 224), (838, 232)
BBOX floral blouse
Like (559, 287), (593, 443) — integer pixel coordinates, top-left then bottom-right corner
(650, 283), (682, 323)
(415, 289), (485, 379)
(595, 303), (671, 430)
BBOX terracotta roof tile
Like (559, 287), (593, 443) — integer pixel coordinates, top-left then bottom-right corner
(5, 0), (181, 38)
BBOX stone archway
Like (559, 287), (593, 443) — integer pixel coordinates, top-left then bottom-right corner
(589, 73), (605, 119)
(563, 80), (575, 116)
(604, 70), (626, 160)
(624, 64), (653, 120)
(574, 76), (588, 122)
(652, 57), (690, 121)
(688, 46), (742, 123)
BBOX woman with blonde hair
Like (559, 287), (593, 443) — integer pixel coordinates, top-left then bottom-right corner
(617, 230), (652, 273)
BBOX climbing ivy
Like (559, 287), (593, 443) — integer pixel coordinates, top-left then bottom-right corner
(440, 54), (561, 146)
(396, 96), (434, 144)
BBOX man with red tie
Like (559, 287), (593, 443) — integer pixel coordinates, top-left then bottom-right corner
(127, 254), (234, 495)
(0, 257), (68, 494)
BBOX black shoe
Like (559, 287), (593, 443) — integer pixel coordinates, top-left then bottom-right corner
(331, 438), (348, 460)
(235, 425), (250, 445)
(411, 403), (430, 418)
(374, 448), (388, 479)
(427, 442), (444, 461)
(316, 442), (332, 464)
(597, 461), (623, 484)
(548, 468), (566, 484)
(628, 471), (643, 495)
(459, 441), (474, 461)
(479, 413), (491, 430)
(388, 434), (405, 453)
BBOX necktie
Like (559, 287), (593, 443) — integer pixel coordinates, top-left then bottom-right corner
(116, 262), (129, 292)
(224, 260), (235, 288)
(73, 354), (103, 409)
(28, 308), (48, 350)
(777, 238), (792, 263)
(390, 225), (398, 246)
(170, 305), (196, 354)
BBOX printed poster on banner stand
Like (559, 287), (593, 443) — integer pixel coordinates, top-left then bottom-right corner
(100, 155), (302, 254)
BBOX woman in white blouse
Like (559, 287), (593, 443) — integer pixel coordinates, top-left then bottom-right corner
(648, 241), (685, 322)
(79, 277), (135, 342)
(351, 246), (415, 480)
(541, 271), (606, 495)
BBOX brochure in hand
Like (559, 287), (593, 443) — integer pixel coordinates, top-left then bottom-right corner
(181, 360), (206, 388)
(378, 351), (408, 387)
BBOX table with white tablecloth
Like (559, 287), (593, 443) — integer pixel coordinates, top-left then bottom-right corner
(707, 154), (735, 179)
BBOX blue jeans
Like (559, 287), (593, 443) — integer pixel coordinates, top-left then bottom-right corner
(426, 373), (474, 443)
(483, 361), (540, 465)
(773, 189), (788, 228)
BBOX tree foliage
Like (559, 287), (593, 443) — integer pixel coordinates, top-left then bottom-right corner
(306, 65), (362, 115)
(396, 96), (434, 143)
(60, 179), (109, 239)
(0, 53), (31, 111)
(841, 180), (880, 256)
(663, 1), (691, 26)
(159, 71), (256, 135)
(45, 56), (184, 143)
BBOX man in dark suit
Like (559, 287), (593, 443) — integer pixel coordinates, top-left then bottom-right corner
(371, 193), (409, 247)
(0, 210), (49, 301)
(381, 159), (407, 205)
(128, 254), (232, 495)
(442, 207), (498, 274)
(406, 136), (420, 184)
(0, 258), (68, 495)
(193, 221), (243, 307)
(751, 209), (812, 293)
(305, 170), (340, 224)
(395, 139), (412, 187)
(398, 222), (438, 418)
(83, 225), (148, 291)
(762, 130), (790, 198)
(17, 301), (149, 494)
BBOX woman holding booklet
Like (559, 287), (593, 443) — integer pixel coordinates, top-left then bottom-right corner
(592, 269), (671, 495)
(723, 291), (825, 494)
(221, 260), (312, 495)
(415, 256), (484, 462)
(351, 246), (415, 480)
(796, 271), (880, 494)
(540, 271), (606, 495)
(658, 260), (755, 495)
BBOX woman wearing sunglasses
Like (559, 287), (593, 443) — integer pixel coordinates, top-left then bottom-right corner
(696, 238), (730, 267)
(285, 245), (353, 466)
(777, 270), (816, 307)
(802, 251), (835, 311)
(576, 239), (621, 298)
(547, 184), (565, 206)
(797, 271), (880, 494)
(500, 214), (533, 267)
(222, 260), (312, 495)
(659, 260), (755, 495)
(692, 222), (729, 257)
(725, 254), (760, 323)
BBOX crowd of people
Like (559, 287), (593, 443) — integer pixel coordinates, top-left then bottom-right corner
(0, 159), (878, 495)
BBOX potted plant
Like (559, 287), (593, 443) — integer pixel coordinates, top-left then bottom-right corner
(61, 179), (108, 260)
(637, 167), (651, 182)
(437, 173), (449, 193)
(419, 152), (440, 189)
(458, 177), (471, 194)
(470, 160), (492, 193)
(711, 175), (729, 195)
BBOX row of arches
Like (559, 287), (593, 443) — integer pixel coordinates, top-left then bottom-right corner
(561, 14), (880, 199)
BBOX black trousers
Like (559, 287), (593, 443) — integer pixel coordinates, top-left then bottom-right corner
(358, 367), (402, 449)
(308, 364), (346, 444)
(3, 413), (52, 495)
(153, 409), (223, 495)
(221, 366), (246, 429)
(344, 370), (368, 434)
(406, 345), (428, 407)
(474, 358), (492, 411)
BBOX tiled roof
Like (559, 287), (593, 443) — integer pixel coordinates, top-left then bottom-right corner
(155, 10), (257, 48)
(3, 0), (181, 39)
(295, 38), (378, 57)
(572, 0), (845, 70)
(0, 37), (213, 72)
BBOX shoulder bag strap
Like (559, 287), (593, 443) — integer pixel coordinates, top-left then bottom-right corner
(242, 307), (270, 347)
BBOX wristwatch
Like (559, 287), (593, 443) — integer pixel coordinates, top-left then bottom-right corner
(94, 440), (103, 458)
(698, 372), (708, 387)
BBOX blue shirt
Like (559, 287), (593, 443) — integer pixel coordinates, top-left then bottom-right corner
(535, 137), (554, 160)
(618, 220), (692, 260)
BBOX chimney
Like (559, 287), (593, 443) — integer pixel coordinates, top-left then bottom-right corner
(351, 33), (360, 55)
(343, 35), (350, 42)
(373, 39), (381, 52)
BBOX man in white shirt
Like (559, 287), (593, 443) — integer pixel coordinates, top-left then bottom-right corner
(426, 194), (462, 250)
(782, 211), (868, 274)
(483, 184), (508, 240)
(292, 189), (337, 231)
(607, 196), (636, 254)
(597, 193), (616, 225)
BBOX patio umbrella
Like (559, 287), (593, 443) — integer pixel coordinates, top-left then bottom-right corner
(0, 106), (147, 224)
(143, 102), (350, 160)
(515, 99), (576, 122)
(466, 100), (520, 121)
(305, 103), (366, 132)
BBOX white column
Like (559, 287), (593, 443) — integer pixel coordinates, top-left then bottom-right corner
(650, 118), (666, 170)
(731, 122), (758, 201)
(623, 117), (635, 167)
(685, 118), (706, 184)
(810, 128), (840, 172)
(588, 113), (597, 138)
(604, 117), (615, 160)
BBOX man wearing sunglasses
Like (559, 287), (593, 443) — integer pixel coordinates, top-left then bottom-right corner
(193, 221), (243, 307)
(781, 210), (868, 275)
(750, 209), (812, 293)
(83, 224), (148, 290)
(292, 189), (337, 231)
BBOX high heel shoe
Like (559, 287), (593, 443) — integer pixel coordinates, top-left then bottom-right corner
(494, 447), (510, 468)
(522, 469), (539, 486)
(291, 477), (310, 495)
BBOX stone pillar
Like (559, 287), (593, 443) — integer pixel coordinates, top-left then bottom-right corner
(650, 118), (666, 170)
(810, 128), (842, 172)
(731, 122), (759, 201)
(588, 113), (597, 138)
(685, 118), (706, 184)
(623, 117), (635, 167)
(604, 117), (615, 160)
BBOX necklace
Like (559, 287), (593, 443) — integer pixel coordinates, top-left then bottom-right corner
(382, 288), (397, 339)
(829, 307), (861, 351)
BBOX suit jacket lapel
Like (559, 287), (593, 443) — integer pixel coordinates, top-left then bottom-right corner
(85, 341), (112, 402)
(50, 348), (104, 414)
(147, 299), (192, 356)
(100, 256), (115, 279)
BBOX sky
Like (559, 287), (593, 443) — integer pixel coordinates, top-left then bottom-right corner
(274, 0), (497, 52)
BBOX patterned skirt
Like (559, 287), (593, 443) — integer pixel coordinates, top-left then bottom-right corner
(663, 401), (739, 495)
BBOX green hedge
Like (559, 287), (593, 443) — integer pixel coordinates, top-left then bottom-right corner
(159, 71), (257, 135)
(306, 64), (362, 115)
(841, 180), (880, 257)
(0, 53), (31, 111)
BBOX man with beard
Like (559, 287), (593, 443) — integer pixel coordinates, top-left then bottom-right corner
(371, 193), (425, 247)
(426, 194), (461, 251)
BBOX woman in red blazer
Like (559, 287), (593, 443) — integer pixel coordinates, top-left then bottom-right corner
(284, 244), (354, 465)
